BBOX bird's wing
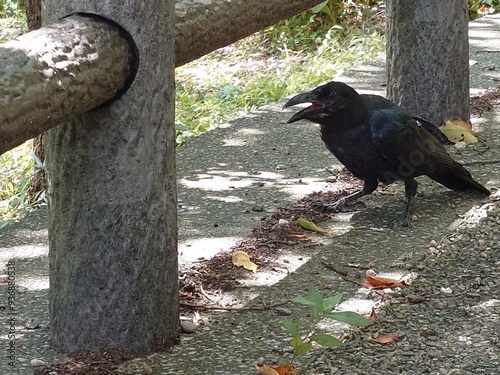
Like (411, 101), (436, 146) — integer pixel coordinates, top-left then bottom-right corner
(368, 108), (453, 177)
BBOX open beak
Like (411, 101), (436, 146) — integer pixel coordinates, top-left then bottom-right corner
(283, 91), (323, 123)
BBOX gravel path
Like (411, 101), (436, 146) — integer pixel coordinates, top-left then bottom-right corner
(1, 13), (500, 375)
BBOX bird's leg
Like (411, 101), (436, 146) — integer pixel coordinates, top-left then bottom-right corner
(395, 179), (418, 227)
(322, 179), (378, 212)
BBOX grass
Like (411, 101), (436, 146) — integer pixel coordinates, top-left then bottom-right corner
(0, 0), (388, 226)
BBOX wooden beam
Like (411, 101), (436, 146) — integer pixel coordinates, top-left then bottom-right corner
(0, 13), (137, 155)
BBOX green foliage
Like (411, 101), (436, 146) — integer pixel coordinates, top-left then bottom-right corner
(0, 142), (43, 228)
(282, 286), (373, 363)
(0, 0), (26, 42)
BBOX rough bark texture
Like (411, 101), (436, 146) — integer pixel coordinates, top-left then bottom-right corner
(175, 0), (324, 66)
(43, 1), (178, 354)
(386, 0), (470, 125)
(0, 14), (135, 155)
(26, 0), (42, 30)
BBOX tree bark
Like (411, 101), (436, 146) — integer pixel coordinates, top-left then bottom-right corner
(26, 0), (42, 30)
(0, 14), (136, 155)
(386, 0), (469, 125)
(175, 0), (324, 66)
(43, 2), (178, 354)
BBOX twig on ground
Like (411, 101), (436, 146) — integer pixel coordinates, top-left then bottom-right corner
(199, 283), (217, 303)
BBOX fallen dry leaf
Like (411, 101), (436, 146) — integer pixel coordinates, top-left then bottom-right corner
(254, 364), (298, 375)
(255, 358), (298, 375)
(439, 120), (478, 144)
(232, 251), (258, 273)
(369, 307), (378, 323)
(296, 217), (326, 234)
(143, 362), (153, 375)
(370, 333), (402, 345)
(363, 276), (407, 290)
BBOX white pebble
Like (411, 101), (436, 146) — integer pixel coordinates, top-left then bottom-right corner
(365, 269), (377, 277)
(30, 359), (46, 367)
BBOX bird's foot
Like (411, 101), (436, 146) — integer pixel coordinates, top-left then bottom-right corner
(392, 211), (414, 228)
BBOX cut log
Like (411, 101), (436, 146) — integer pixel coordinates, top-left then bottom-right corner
(175, 0), (325, 66)
(0, 13), (137, 155)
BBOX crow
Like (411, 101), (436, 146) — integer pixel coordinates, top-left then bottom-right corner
(283, 81), (490, 226)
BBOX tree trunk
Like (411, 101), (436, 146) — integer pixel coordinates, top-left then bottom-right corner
(26, 0), (42, 30)
(0, 14), (136, 156)
(25, 0), (46, 204)
(43, 2), (178, 354)
(175, 0), (325, 66)
(386, 0), (469, 125)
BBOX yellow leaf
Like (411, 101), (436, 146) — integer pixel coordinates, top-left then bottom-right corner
(439, 120), (478, 144)
(232, 251), (258, 272)
(296, 217), (326, 234)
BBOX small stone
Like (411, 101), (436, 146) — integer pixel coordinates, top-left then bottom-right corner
(421, 327), (438, 338)
(30, 359), (46, 367)
(278, 219), (289, 225)
(407, 295), (426, 304)
(181, 321), (198, 334)
(429, 239), (438, 247)
(25, 318), (40, 330)
(365, 269), (377, 277)
(251, 205), (264, 212)
(274, 307), (292, 316)
(18, 357), (27, 363)
(0, 274), (9, 283)
(16, 286), (28, 293)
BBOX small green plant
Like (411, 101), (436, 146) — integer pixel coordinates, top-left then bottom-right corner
(282, 286), (373, 363)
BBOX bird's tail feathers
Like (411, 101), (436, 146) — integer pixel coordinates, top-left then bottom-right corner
(429, 166), (490, 195)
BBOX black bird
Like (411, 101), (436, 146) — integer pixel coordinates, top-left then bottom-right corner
(283, 81), (490, 226)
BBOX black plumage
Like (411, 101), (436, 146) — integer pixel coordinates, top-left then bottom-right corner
(283, 81), (489, 226)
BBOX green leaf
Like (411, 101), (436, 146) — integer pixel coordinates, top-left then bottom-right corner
(292, 286), (324, 319)
(291, 296), (318, 307)
(311, 0), (329, 14)
(324, 311), (374, 327)
(291, 337), (312, 356)
(322, 293), (343, 311)
(306, 285), (324, 305)
(310, 333), (344, 348)
(283, 319), (300, 338)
